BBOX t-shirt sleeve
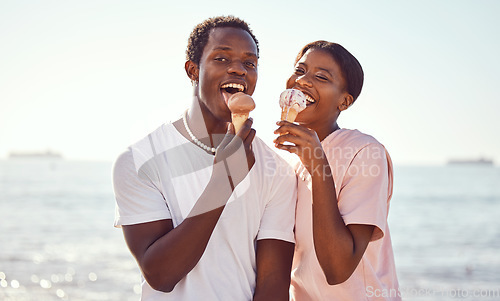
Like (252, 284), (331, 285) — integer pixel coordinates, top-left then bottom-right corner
(112, 149), (171, 228)
(337, 143), (391, 241)
(256, 160), (297, 243)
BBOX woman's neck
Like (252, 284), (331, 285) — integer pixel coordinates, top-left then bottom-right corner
(314, 122), (340, 142)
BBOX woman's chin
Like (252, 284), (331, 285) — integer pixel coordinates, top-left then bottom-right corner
(295, 111), (311, 124)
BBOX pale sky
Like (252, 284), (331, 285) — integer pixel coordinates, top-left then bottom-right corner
(1, 0), (499, 165)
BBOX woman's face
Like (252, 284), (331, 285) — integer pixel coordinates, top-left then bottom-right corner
(286, 48), (350, 129)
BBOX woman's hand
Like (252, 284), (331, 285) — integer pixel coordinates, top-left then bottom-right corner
(274, 120), (327, 174)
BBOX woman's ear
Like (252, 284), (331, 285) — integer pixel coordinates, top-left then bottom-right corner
(339, 94), (354, 111)
(185, 60), (199, 82)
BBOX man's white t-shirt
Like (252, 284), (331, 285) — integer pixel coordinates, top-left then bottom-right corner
(113, 122), (296, 301)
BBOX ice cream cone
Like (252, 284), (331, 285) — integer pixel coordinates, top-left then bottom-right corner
(232, 113), (249, 133)
(281, 106), (300, 122)
(227, 92), (255, 133)
(279, 89), (306, 125)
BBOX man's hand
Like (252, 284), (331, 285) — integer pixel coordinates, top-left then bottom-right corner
(187, 118), (256, 218)
(215, 118), (256, 189)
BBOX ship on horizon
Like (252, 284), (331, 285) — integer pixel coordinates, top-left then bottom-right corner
(447, 157), (494, 166)
(8, 150), (63, 159)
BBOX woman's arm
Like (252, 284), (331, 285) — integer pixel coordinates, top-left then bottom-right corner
(274, 121), (374, 284)
(309, 157), (374, 284)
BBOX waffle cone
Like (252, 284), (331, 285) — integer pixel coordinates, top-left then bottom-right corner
(231, 113), (249, 133)
(281, 107), (299, 122)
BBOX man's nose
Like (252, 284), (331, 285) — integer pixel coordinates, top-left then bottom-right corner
(228, 60), (247, 76)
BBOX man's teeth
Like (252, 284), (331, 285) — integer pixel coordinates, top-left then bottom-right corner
(221, 83), (244, 92)
(305, 95), (315, 103)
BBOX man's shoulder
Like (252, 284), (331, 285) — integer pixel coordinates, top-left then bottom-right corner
(252, 136), (293, 166)
(114, 122), (174, 171)
(251, 136), (295, 181)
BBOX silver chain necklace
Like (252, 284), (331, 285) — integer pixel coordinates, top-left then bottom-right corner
(182, 110), (216, 154)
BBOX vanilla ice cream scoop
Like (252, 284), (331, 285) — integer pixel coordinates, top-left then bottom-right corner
(279, 89), (307, 122)
(228, 92), (256, 133)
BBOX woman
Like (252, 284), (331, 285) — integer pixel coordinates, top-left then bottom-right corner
(274, 41), (401, 300)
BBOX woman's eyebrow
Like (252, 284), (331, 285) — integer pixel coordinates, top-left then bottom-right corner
(317, 67), (333, 76)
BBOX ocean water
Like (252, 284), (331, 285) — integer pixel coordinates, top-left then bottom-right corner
(0, 160), (139, 301)
(0, 160), (499, 300)
(389, 165), (500, 300)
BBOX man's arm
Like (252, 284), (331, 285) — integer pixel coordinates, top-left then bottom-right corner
(253, 239), (294, 301)
(122, 163), (230, 292)
(122, 120), (256, 292)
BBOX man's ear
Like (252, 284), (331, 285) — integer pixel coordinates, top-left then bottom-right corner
(185, 60), (199, 82)
(339, 94), (354, 111)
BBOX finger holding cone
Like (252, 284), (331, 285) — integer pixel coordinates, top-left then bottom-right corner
(228, 92), (256, 133)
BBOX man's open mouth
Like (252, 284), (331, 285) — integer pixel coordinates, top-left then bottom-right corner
(221, 83), (246, 104)
(221, 83), (245, 94)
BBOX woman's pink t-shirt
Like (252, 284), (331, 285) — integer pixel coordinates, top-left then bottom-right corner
(290, 129), (401, 301)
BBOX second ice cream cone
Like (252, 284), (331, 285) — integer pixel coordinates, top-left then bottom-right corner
(279, 89), (307, 127)
(281, 107), (300, 122)
(279, 107), (300, 136)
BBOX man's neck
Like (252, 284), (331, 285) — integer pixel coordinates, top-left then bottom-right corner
(180, 102), (228, 150)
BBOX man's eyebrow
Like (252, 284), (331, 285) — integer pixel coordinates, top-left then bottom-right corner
(213, 46), (232, 51)
(212, 46), (257, 58)
(244, 52), (258, 59)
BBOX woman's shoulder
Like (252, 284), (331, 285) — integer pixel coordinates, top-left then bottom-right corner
(323, 128), (383, 150)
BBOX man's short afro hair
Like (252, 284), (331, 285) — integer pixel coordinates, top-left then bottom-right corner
(186, 15), (259, 65)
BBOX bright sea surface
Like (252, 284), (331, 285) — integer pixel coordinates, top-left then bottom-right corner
(0, 160), (499, 300)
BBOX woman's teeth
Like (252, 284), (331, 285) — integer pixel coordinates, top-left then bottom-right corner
(305, 94), (315, 103)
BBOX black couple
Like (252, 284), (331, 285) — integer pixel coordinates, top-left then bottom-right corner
(113, 15), (400, 301)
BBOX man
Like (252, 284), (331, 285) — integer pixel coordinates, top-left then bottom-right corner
(113, 16), (296, 300)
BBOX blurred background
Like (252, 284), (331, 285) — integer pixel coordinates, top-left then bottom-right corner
(1, 0), (499, 300)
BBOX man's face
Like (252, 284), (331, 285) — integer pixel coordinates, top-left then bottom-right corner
(195, 27), (258, 122)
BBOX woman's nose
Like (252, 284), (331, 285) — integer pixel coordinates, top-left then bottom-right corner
(295, 74), (312, 87)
